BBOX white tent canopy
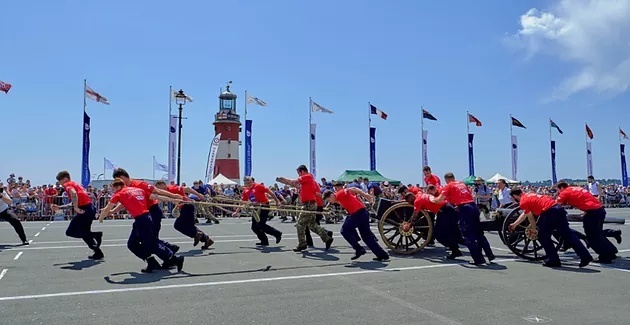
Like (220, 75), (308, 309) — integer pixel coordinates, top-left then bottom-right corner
(209, 173), (237, 185)
(485, 173), (519, 184)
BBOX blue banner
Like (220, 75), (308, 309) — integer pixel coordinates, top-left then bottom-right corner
(81, 111), (91, 188)
(467, 133), (475, 176)
(369, 127), (376, 171)
(245, 119), (252, 176)
(621, 144), (628, 187)
(551, 140), (557, 185)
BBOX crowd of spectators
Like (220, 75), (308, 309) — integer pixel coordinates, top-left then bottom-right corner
(2, 172), (629, 221)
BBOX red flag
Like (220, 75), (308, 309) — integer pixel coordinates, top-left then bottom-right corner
(0, 81), (11, 94)
(586, 123), (594, 139)
(468, 113), (482, 126)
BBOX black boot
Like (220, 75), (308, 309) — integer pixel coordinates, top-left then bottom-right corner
(88, 248), (104, 260)
(94, 232), (103, 247)
(351, 248), (366, 260)
(142, 256), (161, 273)
(163, 255), (184, 272)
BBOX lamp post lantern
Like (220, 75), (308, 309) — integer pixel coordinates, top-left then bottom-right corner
(175, 89), (188, 184)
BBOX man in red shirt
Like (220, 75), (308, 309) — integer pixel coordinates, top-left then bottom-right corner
(99, 179), (184, 273)
(323, 183), (389, 261)
(277, 165), (333, 252)
(509, 188), (592, 268)
(112, 168), (183, 253)
(53, 170), (104, 260)
(233, 176), (282, 246)
(423, 166), (441, 188)
(431, 172), (494, 265)
(154, 180), (214, 250)
(406, 185), (463, 259)
(556, 181), (618, 263)
(305, 181), (334, 247)
(398, 185), (421, 199)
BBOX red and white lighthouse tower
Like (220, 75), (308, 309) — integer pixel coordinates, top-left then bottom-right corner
(212, 82), (241, 184)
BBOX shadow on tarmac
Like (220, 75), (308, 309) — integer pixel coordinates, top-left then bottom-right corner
(102, 261), (354, 285)
(54, 259), (104, 271)
(513, 260), (601, 273)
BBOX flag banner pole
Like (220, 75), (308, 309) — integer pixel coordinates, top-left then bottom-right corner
(621, 143), (628, 187)
(369, 127), (376, 171)
(310, 123), (317, 178)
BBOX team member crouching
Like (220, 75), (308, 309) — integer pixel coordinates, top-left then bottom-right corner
(153, 180), (214, 249)
(509, 188), (592, 268)
(431, 173), (494, 265)
(111, 168), (182, 253)
(100, 179), (184, 273)
(323, 184), (389, 261)
(406, 185), (463, 259)
(53, 171), (104, 260)
(556, 182), (618, 263)
(233, 176), (283, 246)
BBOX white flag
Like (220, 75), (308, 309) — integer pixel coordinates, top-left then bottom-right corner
(205, 133), (222, 183)
(172, 89), (194, 102)
(153, 157), (168, 172)
(311, 100), (334, 114)
(247, 95), (267, 106)
(85, 85), (110, 105)
(104, 158), (117, 170)
(168, 115), (177, 182)
(511, 135), (518, 181)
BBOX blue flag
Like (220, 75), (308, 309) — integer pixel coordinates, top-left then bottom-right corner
(81, 112), (91, 187)
(621, 144), (628, 187)
(245, 119), (252, 176)
(369, 127), (376, 171)
(468, 133), (475, 176)
(551, 140), (557, 185)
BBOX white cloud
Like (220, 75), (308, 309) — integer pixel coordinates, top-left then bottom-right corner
(508, 0), (630, 101)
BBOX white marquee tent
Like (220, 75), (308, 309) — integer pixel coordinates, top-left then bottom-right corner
(209, 173), (238, 185)
(485, 173), (519, 184)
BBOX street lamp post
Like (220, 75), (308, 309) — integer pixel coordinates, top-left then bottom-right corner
(175, 89), (188, 184)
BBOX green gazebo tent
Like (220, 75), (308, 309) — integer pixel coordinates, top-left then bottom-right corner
(461, 175), (477, 185)
(335, 170), (401, 186)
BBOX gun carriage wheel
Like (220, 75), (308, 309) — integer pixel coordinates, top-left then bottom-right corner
(500, 207), (564, 261)
(378, 202), (433, 255)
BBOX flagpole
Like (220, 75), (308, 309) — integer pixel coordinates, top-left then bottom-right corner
(83, 79), (88, 183)
(152, 156), (156, 181)
(309, 97), (312, 165)
(585, 122), (588, 177)
(368, 102), (372, 170)
(103, 157), (106, 181)
(510, 114), (514, 180)
(421, 105), (425, 186)
(549, 118), (553, 184)
(245, 90), (248, 178)
(466, 111), (470, 178)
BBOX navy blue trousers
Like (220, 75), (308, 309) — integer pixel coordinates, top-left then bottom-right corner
(433, 204), (463, 250)
(66, 204), (98, 250)
(128, 214), (174, 262)
(174, 204), (207, 240)
(457, 203), (493, 263)
(251, 206), (281, 245)
(341, 208), (388, 258)
(149, 204), (176, 249)
(583, 207), (618, 258)
(538, 206), (591, 263)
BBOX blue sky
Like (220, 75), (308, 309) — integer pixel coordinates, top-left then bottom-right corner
(2, 0), (630, 186)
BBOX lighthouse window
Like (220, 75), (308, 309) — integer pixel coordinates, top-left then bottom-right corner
(227, 153), (231, 158)
(228, 140), (231, 144)
(226, 126), (231, 131)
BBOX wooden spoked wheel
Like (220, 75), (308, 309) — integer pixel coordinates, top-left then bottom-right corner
(500, 208), (564, 261)
(378, 202), (433, 255)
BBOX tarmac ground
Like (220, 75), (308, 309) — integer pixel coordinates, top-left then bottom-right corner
(1, 209), (629, 325)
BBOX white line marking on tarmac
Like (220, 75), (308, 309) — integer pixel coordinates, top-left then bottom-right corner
(0, 258), (517, 302)
(41, 227), (46, 231)
(34, 232), (40, 237)
(28, 240), (33, 244)
(28, 234), (262, 245)
(11, 237), (302, 251)
(0, 269), (6, 281)
(13, 252), (23, 260)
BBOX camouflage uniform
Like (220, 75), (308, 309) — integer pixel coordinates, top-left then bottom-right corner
(296, 201), (330, 248)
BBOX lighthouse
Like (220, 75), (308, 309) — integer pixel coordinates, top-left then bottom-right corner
(212, 81), (241, 184)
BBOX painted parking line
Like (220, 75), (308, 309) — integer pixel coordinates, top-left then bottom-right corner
(0, 269), (7, 281)
(13, 252), (23, 260)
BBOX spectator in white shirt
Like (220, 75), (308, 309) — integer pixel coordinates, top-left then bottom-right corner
(587, 176), (602, 201)
(496, 179), (513, 208)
